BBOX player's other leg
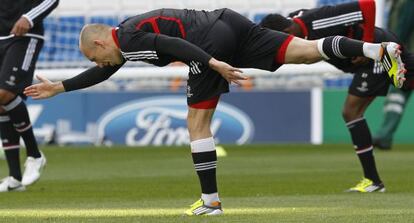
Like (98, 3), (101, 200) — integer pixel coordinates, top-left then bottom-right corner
(284, 37), (406, 87)
(0, 37), (46, 187)
(0, 113), (25, 192)
(342, 94), (385, 192)
(374, 82), (412, 150)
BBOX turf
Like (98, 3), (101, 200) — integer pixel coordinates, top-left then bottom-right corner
(0, 144), (413, 223)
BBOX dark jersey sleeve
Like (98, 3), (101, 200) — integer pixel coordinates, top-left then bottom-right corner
(23, 0), (59, 27)
(293, 0), (375, 42)
(120, 30), (212, 66)
(62, 63), (124, 92)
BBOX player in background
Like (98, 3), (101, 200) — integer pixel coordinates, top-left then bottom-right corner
(0, 0), (59, 192)
(260, 0), (412, 192)
(24, 8), (404, 215)
(374, 0), (414, 150)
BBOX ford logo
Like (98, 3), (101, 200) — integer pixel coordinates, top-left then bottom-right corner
(97, 96), (254, 146)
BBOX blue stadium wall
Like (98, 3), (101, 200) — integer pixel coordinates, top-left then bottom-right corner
(27, 89), (414, 146)
(27, 91), (314, 146)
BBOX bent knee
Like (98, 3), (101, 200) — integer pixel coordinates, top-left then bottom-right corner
(187, 108), (215, 140)
(342, 107), (362, 122)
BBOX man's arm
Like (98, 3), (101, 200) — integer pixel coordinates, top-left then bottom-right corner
(11, 0), (59, 36)
(125, 31), (247, 84)
(154, 34), (247, 84)
(154, 35), (212, 66)
(62, 64), (123, 91)
(24, 64), (123, 99)
(295, 0), (375, 42)
(22, 0), (59, 28)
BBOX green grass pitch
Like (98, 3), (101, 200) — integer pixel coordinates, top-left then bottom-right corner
(0, 144), (413, 223)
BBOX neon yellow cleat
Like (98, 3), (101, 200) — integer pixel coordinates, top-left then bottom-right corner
(380, 42), (406, 88)
(184, 199), (223, 216)
(346, 178), (386, 193)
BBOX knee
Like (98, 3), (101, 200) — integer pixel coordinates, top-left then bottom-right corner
(0, 89), (16, 105)
(285, 39), (321, 64)
(187, 115), (209, 135)
(187, 108), (214, 140)
(342, 106), (360, 122)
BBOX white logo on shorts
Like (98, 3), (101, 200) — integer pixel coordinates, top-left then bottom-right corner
(357, 81), (369, 92)
(361, 72), (369, 78)
(186, 86), (193, 98)
(5, 76), (16, 86)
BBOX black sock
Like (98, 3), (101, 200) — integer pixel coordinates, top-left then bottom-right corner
(3, 96), (40, 158)
(346, 117), (381, 184)
(322, 36), (364, 59)
(0, 116), (22, 181)
(192, 151), (218, 194)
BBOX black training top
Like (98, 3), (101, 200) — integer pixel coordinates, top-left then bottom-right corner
(63, 8), (229, 92)
(288, 0), (375, 43)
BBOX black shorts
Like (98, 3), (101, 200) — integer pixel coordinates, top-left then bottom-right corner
(187, 9), (292, 105)
(348, 60), (390, 97)
(0, 37), (44, 94)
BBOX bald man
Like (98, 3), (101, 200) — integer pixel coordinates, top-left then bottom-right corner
(24, 8), (405, 215)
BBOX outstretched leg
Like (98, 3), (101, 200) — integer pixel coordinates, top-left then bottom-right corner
(284, 36), (405, 87)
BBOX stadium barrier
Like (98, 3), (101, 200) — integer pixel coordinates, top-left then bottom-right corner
(27, 90), (322, 146)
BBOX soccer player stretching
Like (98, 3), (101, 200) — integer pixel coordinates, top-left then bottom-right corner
(25, 8), (404, 215)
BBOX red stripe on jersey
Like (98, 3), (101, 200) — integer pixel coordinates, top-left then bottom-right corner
(136, 16), (186, 39)
(358, 0), (375, 42)
(137, 18), (161, 34)
(189, 96), (220, 109)
(292, 18), (308, 39)
(158, 16), (186, 39)
(151, 20), (161, 34)
(275, 35), (294, 64)
(111, 28), (120, 48)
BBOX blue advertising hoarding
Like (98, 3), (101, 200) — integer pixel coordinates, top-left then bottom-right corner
(27, 91), (314, 146)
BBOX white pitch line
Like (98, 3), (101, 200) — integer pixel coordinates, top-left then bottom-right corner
(0, 207), (331, 217)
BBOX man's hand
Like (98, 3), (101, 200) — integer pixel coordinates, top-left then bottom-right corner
(24, 75), (65, 99)
(208, 58), (248, 85)
(11, 17), (31, 36)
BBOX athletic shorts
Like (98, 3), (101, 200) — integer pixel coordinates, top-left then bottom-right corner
(187, 8), (292, 105)
(0, 37), (44, 94)
(348, 60), (391, 97)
